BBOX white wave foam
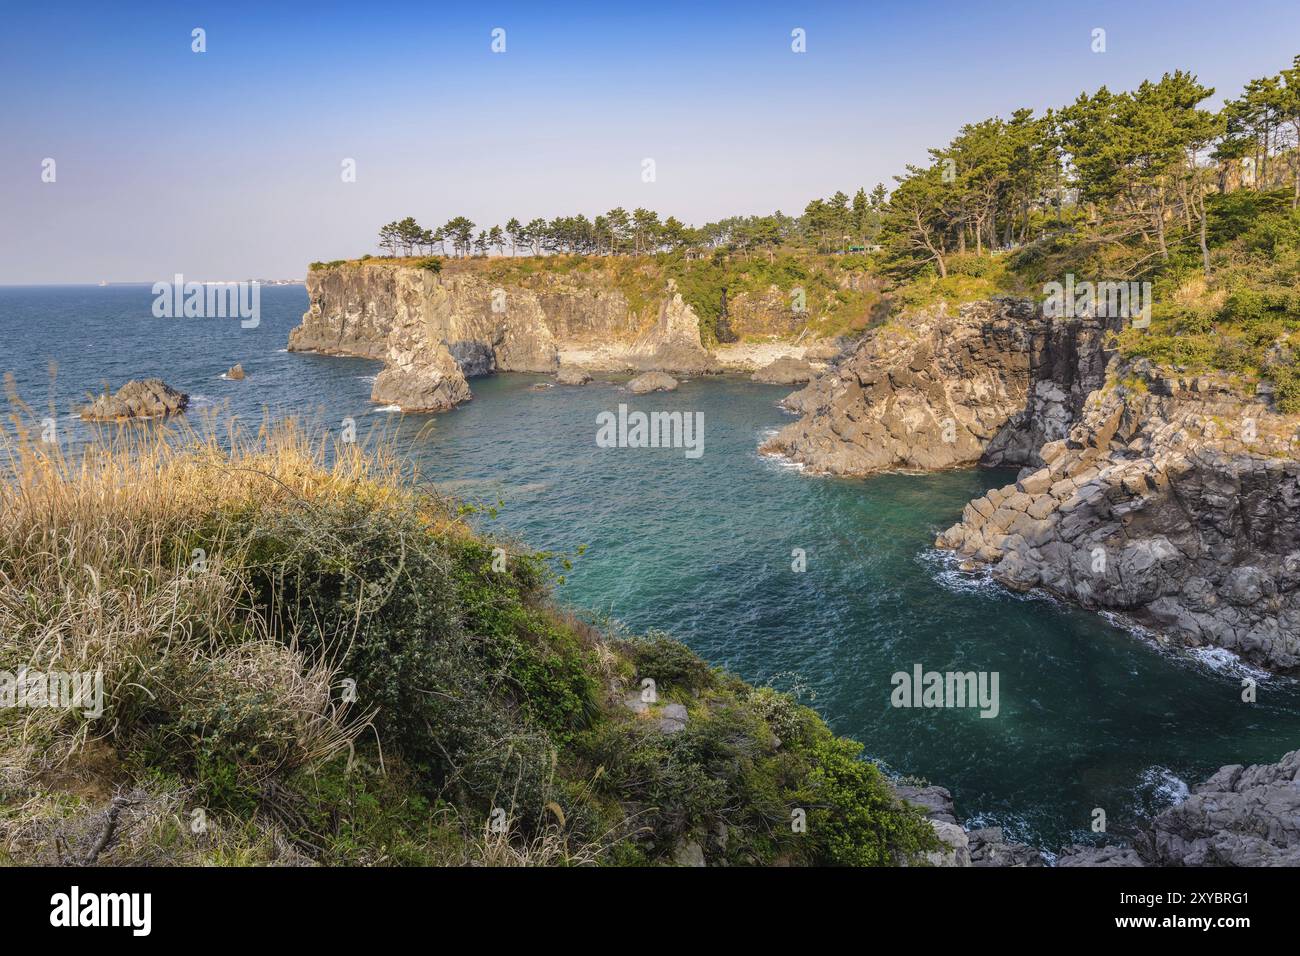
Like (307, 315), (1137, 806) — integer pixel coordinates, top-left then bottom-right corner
(1187, 645), (1274, 682)
(1097, 611), (1278, 682)
(755, 428), (812, 473)
(917, 548), (1006, 597)
(764, 453), (807, 473)
(373, 404), (401, 413)
(1138, 765), (1190, 808)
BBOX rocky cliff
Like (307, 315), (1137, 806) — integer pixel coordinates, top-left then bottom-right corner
(764, 296), (1300, 674)
(937, 360), (1300, 673)
(760, 298), (1120, 475)
(290, 262), (823, 411)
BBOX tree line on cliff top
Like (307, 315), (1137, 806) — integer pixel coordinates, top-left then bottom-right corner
(376, 190), (889, 261)
(374, 55), (1299, 285)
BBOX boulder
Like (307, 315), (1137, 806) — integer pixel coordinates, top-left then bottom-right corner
(924, 821), (971, 867)
(656, 703), (689, 734)
(752, 356), (815, 385)
(555, 367), (592, 386)
(672, 840), (706, 867)
(628, 371), (679, 394)
(372, 347), (471, 412)
(225, 363), (245, 380)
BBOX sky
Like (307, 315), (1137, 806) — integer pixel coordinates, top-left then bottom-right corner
(2, 0), (1299, 283)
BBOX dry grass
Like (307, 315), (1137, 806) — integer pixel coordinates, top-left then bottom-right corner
(0, 407), (421, 787)
(0, 404), (629, 866)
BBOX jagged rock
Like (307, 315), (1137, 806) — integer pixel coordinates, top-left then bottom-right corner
(752, 356), (815, 385)
(761, 298), (1119, 475)
(372, 346), (470, 412)
(555, 367), (591, 386)
(1054, 845), (1146, 867)
(225, 363), (245, 380)
(939, 358), (1300, 672)
(894, 785), (958, 824)
(628, 288), (719, 375)
(894, 785), (1041, 867)
(78, 379), (189, 421)
(967, 827), (1046, 867)
(628, 371), (679, 394)
(1139, 749), (1300, 866)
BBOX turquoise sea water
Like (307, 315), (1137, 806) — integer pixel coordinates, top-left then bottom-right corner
(4, 283), (1298, 850)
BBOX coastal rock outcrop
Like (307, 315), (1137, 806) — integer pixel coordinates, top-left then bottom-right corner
(761, 299), (1119, 475)
(225, 363), (245, 380)
(290, 264), (749, 412)
(937, 360), (1300, 672)
(1138, 748), (1300, 866)
(894, 784), (1046, 866)
(901, 748), (1300, 866)
(78, 379), (189, 421)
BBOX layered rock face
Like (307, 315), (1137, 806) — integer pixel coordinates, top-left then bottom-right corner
(937, 361), (1300, 673)
(290, 264), (723, 411)
(761, 299), (1119, 475)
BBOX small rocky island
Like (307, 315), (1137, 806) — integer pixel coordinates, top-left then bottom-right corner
(78, 378), (189, 421)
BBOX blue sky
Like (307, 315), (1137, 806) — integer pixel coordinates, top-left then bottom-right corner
(3, 0), (1298, 282)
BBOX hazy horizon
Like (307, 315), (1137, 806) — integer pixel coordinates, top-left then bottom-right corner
(5, 0), (1299, 284)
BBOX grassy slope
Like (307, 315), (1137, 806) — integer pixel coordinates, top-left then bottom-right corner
(0, 415), (935, 866)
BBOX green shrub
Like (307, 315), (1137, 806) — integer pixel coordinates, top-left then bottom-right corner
(626, 632), (715, 694)
(801, 736), (938, 866)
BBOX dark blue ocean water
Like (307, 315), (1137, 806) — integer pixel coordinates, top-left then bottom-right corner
(4, 283), (1298, 850)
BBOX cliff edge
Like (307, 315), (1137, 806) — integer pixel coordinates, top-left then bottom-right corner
(290, 261), (831, 411)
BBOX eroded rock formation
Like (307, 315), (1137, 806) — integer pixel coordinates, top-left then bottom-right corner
(937, 360), (1300, 673)
(290, 263), (738, 411)
(761, 299), (1119, 475)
